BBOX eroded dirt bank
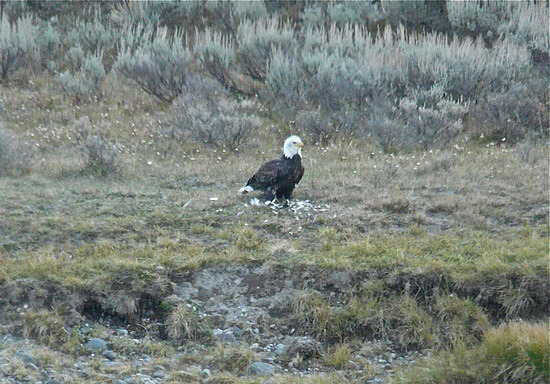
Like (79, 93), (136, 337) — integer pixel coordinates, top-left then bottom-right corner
(1, 263), (547, 383)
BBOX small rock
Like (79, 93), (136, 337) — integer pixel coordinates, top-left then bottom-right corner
(201, 368), (211, 378)
(102, 350), (117, 361)
(249, 362), (275, 376)
(15, 351), (38, 366)
(25, 362), (40, 372)
(152, 369), (165, 379)
(275, 344), (286, 356)
(214, 330), (237, 344)
(40, 369), (49, 379)
(173, 370), (196, 381)
(77, 368), (90, 378)
(103, 361), (121, 369)
(326, 271), (351, 290)
(230, 326), (243, 337)
(132, 373), (156, 384)
(87, 338), (108, 352)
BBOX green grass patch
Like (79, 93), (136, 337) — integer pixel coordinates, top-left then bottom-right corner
(323, 343), (353, 369)
(392, 321), (550, 384)
(1, 228), (547, 321)
(314, 229), (547, 275)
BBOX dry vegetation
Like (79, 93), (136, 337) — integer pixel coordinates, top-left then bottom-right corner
(0, 76), (547, 383)
(0, 1), (548, 383)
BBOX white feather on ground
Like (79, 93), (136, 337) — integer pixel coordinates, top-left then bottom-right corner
(237, 199), (332, 235)
(243, 198), (330, 213)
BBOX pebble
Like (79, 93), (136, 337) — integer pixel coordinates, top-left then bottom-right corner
(103, 350), (117, 361)
(214, 330), (237, 344)
(230, 326), (243, 337)
(250, 361), (275, 376)
(26, 362), (40, 372)
(131, 373), (156, 384)
(275, 344), (286, 356)
(87, 338), (108, 352)
(152, 369), (165, 379)
(15, 351), (38, 366)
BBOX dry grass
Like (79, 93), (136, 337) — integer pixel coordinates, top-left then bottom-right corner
(165, 303), (213, 345)
(323, 343), (353, 369)
(211, 345), (256, 375)
(392, 321), (550, 384)
(0, 124), (35, 176)
(23, 309), (70, 348)
(0, 77), (548, 383)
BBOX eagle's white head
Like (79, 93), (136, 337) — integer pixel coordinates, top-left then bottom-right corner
(283, 135), (303, 159)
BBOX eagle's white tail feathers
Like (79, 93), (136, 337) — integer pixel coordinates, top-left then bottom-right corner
(238, 185), (254, 194)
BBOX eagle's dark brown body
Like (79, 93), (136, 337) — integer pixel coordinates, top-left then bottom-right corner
(246, 153), (304, 201)
(239, 135), (305, 202)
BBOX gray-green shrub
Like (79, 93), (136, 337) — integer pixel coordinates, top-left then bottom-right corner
(0, 125), (34, 176)
(69, 8), (117, 69)
(194, 28), (237, 93)
(116, 26), (190, 103)
(468, 81), (548, 143)
(236, 16), (295, 82)
(232, 1), (268, 21)
(75, 117), (119, 176)
(448, 1), (549, 50)
(262, 22), (533, 149)
(0, 12), (39, 82)
(171, 75), (261, 148)
(398, 86), (469, 150)
(301, 1), (384, 29)
(110, 1), (174, 27)
(56, 47), (106, 102)
(36, 17), (62, 72)
(498, 3), (549, 51)
(262, 47), (306, 117)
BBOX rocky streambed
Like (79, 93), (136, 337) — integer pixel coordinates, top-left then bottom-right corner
(0, 264), (429, 383)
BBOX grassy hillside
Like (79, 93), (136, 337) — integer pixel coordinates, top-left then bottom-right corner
(0, 78), (548, 383)
(0, 2), (548, 383)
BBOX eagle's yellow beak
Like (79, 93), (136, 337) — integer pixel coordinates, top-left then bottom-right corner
(296, 142), (304, 147)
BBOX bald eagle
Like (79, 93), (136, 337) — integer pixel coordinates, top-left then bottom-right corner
(239, 135), (305, 203)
